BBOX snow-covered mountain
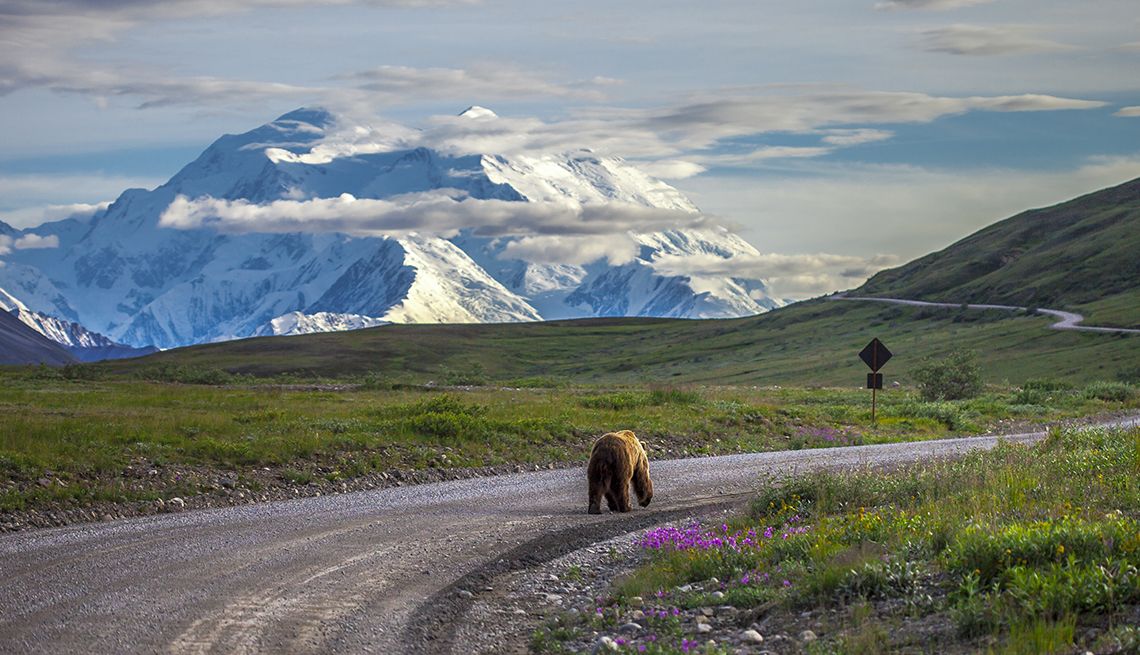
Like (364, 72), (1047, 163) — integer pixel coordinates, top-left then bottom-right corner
(0, 285), (157, 361)
(251, 312), (388, 338)
(0, 107), (783, 350)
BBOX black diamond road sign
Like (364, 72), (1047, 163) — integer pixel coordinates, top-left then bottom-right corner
(859, 338), (892, 372)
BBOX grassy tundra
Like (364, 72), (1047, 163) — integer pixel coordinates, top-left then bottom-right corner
(0, 365), (1135, 521)
(3, 344), (1139, 654)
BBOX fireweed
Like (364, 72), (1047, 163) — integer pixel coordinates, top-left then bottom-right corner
(608, 427), (1140, 650)
(637, 519), (810, 553)
(620, 519), (813, 604)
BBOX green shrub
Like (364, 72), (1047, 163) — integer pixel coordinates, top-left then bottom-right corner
(405, 412), (488, 439)
(358, 371), (396, 390)
(1083, 381), (1136, 402)
(280, 468), (313, 485)
(944, 518), (1136, 585)
(62, 362), (104, 381)
(646, 385), (703, 406)
(1012, 388), (1048, 406)
(750, 469), (850, 520)
(443, 362), (487, 386)
(579, 386), (701, 411)
(138, 363), (239, 385)
(579, 392), (645, 411)
(378, 393), (487, 419)
(1023, 378), (1072, 392)
(1097, 625), (1140, 654)
(29, 362), (104, 381)
(501, 377), (565, 388)
(889, 400), (968, 430)
(912, 349), (984, 401)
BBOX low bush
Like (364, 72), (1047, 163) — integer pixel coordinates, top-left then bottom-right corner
(911, 349), (984, 401)
(887, 400), (971, 431)
(375, 393), (487, 419)
(1023, 378), (1073, 392)
(442, 362), (487, 386)
(579, 392), (645, 411)
(579, 386), (702, 411)
(29, 362), (104, 381)
(137, 363), (243, 385)
(501, 377), (566, 388)
(1083, 380), (1136, 402)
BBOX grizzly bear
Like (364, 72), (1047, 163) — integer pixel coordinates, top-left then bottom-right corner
(587, 430), (653, 514)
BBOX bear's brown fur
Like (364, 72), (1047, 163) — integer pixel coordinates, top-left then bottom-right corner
(587, 430), (653, 514)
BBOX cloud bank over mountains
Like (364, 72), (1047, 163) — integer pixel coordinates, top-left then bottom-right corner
(0, 0), (1137, 299)
(143, 107), (897, 297)
(158, 193), (723, 241)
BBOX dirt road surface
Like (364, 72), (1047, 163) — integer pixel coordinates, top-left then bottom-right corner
(2, 424), (1135, 655)
(833, 294), (1140, 334)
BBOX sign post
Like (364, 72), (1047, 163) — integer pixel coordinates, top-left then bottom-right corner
(859, 338), (892, 426)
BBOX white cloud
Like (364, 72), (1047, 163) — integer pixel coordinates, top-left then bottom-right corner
(1115, 106), (1140, 117)
(633, 252), (898, 300)
(912, 24), (1080, 57)
(0, 202), (112, 229)
(1112, 42), (1140, 53)
(158, 191), (723, 237)
(0, 233), (51, 256)
(12, 234), (59, 250)
(0, 174), (151, 200)
(678, 155), (1140, 265)
(691, 146), (835, 167)
(500, 235), (639, 265)
(572, 91), (1105, 155)
(650, 252), (891, 278)
(334, 63), (611, 103)
(821, 129), (896, 147)
(0, 172), (151, 228)
(629, 160), (707, 180)
(875, 0), (998, 9)
(396, 91), (1107, 167)
(650, 252), (900, 299)
(0, 1), (531, 110)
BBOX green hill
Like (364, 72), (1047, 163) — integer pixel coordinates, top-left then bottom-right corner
(45, 177), (1140, 387)
(82, 298), (1139, 388)
(856, 176), (1140, 327)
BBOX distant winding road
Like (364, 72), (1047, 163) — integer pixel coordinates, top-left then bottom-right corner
(3, 419), (1138, 655)
(834, 294), (1140, 334)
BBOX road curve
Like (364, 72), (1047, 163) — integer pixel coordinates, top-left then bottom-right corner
(1, 425), (1135, 655)
(835, 295), (1140, 334)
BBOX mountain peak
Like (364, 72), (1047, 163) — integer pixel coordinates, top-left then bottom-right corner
(272, 107), (337, 129)
(459, 106), (498, 121)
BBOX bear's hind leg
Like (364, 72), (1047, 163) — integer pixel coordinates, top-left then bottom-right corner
(604, 489), (619, 512)
(588, 477), (606, 514)
(613, 484), (632, 512)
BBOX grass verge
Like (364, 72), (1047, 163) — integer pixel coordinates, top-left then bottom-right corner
(531, 424), (1140, 654)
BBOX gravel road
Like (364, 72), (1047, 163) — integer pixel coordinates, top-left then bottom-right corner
(2, 422), (1136, 655)
(834, 294), (1140, 334)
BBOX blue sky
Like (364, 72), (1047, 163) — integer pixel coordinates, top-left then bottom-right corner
(1, 0), (1138, 297)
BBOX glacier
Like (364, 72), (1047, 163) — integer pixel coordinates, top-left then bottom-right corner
(0, 107), (784, 351)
